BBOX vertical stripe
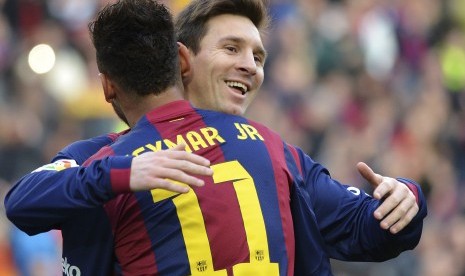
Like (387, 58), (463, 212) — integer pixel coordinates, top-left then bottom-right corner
(85, 141), (161, 274)
(250, 122), (295, 276)
(212, 161), (279, 275)
(106, 194), (159, 274)
(172, 191), (227, 275)
(137, 192), (189, 275)
(286, 144), (303, 176)
(212, 161), (270, 262)
(151, 187), (228, 275)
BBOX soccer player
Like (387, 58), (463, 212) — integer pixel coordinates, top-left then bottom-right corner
(5, 0), (427, 275)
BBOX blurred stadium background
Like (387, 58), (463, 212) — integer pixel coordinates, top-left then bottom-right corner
(0, 0), (464, 275)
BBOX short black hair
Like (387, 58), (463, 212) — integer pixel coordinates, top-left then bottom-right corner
(89, 0), (179, 96)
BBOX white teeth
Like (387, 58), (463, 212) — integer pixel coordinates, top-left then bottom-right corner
(225, 81), (248, 94)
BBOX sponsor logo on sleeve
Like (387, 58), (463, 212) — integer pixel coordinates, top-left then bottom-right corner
(32, 159), (79, 173)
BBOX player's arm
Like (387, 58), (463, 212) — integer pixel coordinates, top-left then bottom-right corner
(5, 155), (132, 235)
(4, 133), (122, 235)
(5, 136), (212, 235)
(292, 146), (427, 261)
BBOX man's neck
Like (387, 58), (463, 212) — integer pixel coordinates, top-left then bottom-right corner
(124, 86), (185, 127)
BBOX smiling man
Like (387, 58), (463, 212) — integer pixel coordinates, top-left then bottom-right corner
(181, 13), (267, 115)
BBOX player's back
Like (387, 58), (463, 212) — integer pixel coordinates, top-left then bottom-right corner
(90, 100), (295, 276)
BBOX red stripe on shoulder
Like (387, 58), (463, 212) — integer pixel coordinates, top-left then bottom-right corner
(109, 129), (129, 141)
(82, 146), (115, 167)
(287, 144), (302, 176)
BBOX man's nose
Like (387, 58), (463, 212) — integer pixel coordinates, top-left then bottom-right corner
(238, 51), (257, 75)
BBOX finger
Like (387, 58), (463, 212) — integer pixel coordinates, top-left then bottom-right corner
(374, 181), (414, 219)
(161, 150), (211, 167)
(389, 205), (419, 234)
(377, 198), (408, 230)
(157, 158), (213, 176)
(373, 185), (404, 220)
(371, 178), (396, 200)
(131, 170), (203, 192)
(159, 167), (207, 187)
(356, 162), (383, 189)
(151, 178), (191, 194)
(376, 188), (416, 227)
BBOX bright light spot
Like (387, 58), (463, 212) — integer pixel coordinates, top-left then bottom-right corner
(28, 44), (56, 74)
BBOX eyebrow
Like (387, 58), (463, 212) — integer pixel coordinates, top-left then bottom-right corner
(219, 36), (268, 61)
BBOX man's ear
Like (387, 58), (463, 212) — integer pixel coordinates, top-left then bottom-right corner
(99, 73), (116, 103)
(178, 42), (192, 84)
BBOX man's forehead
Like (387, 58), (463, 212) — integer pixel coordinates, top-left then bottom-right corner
(203, 15), (264, 46)
(205, 14), (260, 36)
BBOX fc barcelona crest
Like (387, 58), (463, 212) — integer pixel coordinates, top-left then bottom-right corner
(196, 260), (207, 272)
(255, 250), (264, 261)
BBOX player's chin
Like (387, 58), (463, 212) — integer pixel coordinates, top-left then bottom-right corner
(217, 101), (243, 115)
(228, 104), (246, 116)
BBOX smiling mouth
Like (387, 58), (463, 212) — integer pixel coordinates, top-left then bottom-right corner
(225, 81), (248, 95)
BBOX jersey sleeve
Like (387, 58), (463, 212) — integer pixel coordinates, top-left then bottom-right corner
(290, 145), (427, 261)
(4, 133), (133, 236)
(53, 132), (122, 164)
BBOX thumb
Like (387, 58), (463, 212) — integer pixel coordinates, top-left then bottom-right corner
(357, 162), (383, 189)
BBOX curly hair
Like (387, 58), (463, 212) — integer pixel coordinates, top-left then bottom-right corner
(89, 0), (179, 96)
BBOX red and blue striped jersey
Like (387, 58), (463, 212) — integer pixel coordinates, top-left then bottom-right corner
(87, 100), (426, 275)
(87, 100), (295, 275)
(5, 100), (427, 276)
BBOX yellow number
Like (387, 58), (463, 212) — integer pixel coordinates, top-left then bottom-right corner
(152, 160), (279, 275)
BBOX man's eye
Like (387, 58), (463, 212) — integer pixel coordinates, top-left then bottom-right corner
(226, 46), (237, 52)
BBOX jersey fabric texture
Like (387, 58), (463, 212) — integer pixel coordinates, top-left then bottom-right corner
(5, 100), (427, 276)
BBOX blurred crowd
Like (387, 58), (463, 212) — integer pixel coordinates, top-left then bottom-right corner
(0, 0), (464, 275)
